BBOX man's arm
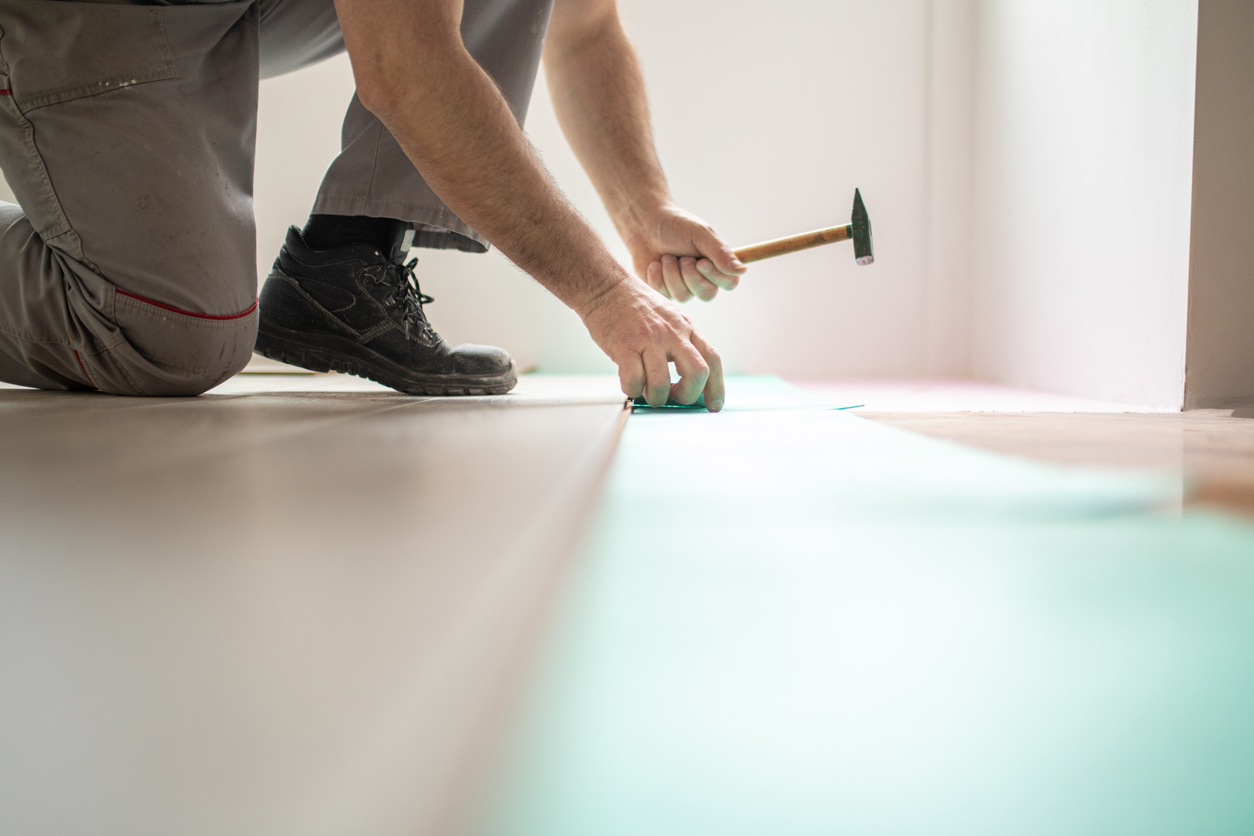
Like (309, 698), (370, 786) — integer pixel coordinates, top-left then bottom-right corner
(333, 0), (722, 410)
(543, 0), (747, 303)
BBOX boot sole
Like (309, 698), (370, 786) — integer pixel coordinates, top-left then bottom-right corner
(255, 318), (518, 396)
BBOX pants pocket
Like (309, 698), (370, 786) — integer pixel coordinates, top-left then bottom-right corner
(0, 0), (260, 314)
(0, 2), (176, 112)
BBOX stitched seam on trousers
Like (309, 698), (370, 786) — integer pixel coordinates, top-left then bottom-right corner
(116, 288), (258, 321)
(0, 35), (74, 246)
(112, 352), (147, 396)
(115, 295), (258, 330)
(317, 195), (477, 219)
(315, 196), (486, 243)
(114, 332), (252, 377)
(363, 122), (385, 210)
(0, 317), (74, 347)
(0, 315), (125, 355)
(17, 69), (176, 112)
(2, 107), (73, 244)
(127, 353), (246, 375)
(81, 332), (129, 354)
(72, 349), (96, 388)
(11, 6), (177, 112)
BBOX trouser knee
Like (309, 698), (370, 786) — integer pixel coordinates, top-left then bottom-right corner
(88, 291), (258, 397)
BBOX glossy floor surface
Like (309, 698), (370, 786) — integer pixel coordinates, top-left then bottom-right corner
(797, 379), (1254, 515)
(2, 373), (1253, 836)
(0, 372), (628, 836)
(857, 410), (1254, 514)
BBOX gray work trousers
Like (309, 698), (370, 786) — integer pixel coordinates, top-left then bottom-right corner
(0, 0), (552, 395)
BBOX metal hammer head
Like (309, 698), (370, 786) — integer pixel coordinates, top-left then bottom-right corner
(851, 188), (874, 265)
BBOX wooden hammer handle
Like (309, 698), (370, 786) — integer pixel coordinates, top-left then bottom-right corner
(733, 224), (851, 264)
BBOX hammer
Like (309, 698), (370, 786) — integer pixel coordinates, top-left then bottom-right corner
(732, 188), (875, 266)
(632, 189), (874, 409)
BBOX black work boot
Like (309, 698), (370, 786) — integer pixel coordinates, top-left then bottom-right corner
(256, 225), (517, 395)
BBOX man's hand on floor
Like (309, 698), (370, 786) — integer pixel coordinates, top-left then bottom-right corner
(578, 277), (724, 411)
(623, 204), (747, 303)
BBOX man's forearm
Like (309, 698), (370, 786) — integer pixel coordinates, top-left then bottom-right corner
(335, 0), (630, 314)
(333, 0), (728, 410)
(542, 9), (670, 248)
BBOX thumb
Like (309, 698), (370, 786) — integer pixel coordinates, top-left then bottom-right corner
(698, 228), (747, 275)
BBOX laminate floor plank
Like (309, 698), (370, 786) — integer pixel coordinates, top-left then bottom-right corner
(0, 373), (627, 836)
(857, 410), (1254, 514)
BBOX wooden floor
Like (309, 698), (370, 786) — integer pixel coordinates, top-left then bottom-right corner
(3, 372), (1253, 835)
(0, 372), (628, 836)
(854, 411), (1254, 514)
(794, 379), (1254, 515)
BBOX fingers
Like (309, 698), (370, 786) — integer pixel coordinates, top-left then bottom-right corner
(585, 278), (725, 412)
(641, 347), (671, 407)
(690, 329), (725, 412)
(695, 258), (742, 292)
(668, 339), (709, 406)
(660, 255), (691, 303)
(646, 261), (670, 299)
(679, 257), (720, 302)
(693, 226), (747, 282)
(619, 351), (645, 401)
(643, 225), (747, 301)
(664, 255), (722, 303)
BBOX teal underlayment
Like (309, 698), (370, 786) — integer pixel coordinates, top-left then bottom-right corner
(479, 377), (1254, 836)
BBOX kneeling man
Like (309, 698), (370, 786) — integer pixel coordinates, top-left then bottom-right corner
(0, 0), (743, 409)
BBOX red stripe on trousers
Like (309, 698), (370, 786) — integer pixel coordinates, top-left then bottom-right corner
(116, 288), (258, 321)
(73, 350), (97, 389)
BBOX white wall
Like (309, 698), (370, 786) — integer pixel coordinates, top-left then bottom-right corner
(970, 1), (1198, 408)
(1, 1), (1203, 399)
(924, 0), (978, 377)
(256, 1), (943, 376)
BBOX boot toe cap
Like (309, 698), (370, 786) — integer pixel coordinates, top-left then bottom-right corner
(453, 344), (514, 376)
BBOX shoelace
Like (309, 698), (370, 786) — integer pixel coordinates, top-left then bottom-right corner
(377, 257), (435, 338)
